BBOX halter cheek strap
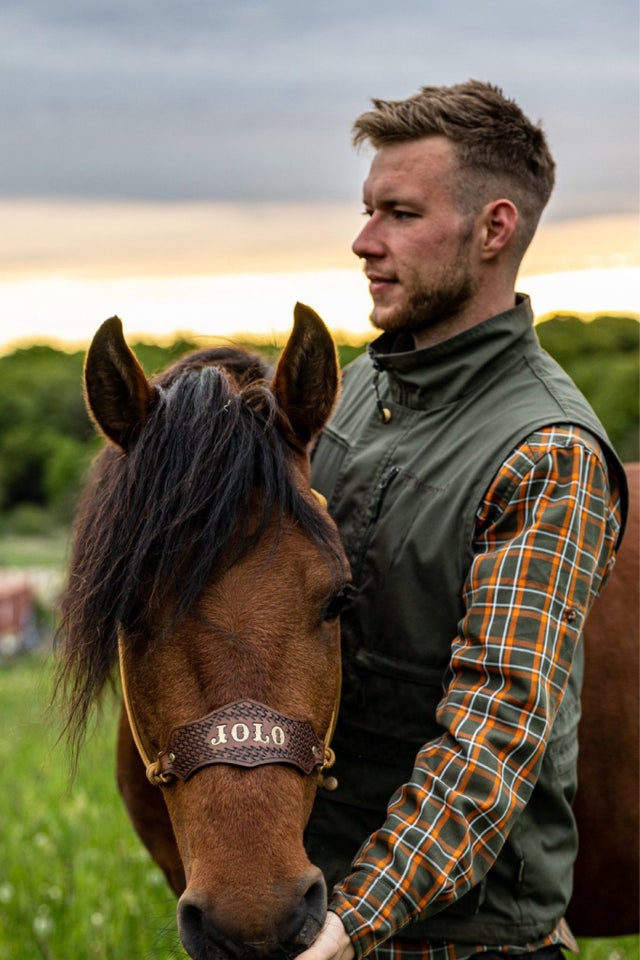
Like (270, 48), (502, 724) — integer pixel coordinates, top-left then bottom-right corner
(118, 634), (172, 786)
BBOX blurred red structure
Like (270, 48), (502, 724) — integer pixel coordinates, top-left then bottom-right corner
(0, 576), (38, 656)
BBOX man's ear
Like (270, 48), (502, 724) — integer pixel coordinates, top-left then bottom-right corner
(480, 199), (518, 260)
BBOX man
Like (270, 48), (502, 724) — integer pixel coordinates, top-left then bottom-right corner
(300, 81), (627, 960)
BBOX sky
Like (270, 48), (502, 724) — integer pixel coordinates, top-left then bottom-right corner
(0, 0), (638, 350)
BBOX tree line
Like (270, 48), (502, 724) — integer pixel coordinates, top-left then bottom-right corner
(0, 315), (637, 536)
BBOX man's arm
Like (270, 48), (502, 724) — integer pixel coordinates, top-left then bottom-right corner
(305, 430), (621, 960)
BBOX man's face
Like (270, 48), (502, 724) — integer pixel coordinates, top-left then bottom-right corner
(352, 136), (481, 342)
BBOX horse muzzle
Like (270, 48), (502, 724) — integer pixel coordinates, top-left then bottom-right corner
(177, 869), (327, 960)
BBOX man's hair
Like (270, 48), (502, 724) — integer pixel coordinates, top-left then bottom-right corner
(352, 80), (555, 261)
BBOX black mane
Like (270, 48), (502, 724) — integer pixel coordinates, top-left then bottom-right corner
(56, 345), (338, 750)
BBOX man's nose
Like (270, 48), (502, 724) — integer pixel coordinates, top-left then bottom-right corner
(352, 216), (385, 259)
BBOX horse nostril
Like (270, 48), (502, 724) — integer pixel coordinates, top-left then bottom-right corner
(287, 872), (327, 949)
(179, 895), (234, 960)
(178, 898), (206, 959)
(304, 875), (327, 925)
(178, 893), (263, 960)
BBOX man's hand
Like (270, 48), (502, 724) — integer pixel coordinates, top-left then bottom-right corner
(297, 911), (355, 960)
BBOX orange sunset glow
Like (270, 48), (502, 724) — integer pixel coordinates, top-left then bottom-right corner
(0, 202), (638, 353)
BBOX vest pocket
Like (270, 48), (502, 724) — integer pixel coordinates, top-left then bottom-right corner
(353, 647), (448, 687)
(339, 647), (447, 767)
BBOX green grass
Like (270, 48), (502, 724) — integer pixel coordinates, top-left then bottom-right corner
(0, 654), (637, 960)
(0, 654), (186, 959)
(0, 532), (70, 569)
(581, 942), (639, 960)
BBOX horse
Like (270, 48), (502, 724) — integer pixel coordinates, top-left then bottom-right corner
(55, 302), (350, 960)
(56, 304), (639, 956)
(568, 461), (639, 937)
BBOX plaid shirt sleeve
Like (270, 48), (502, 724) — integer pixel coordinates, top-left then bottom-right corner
(328, 427), (623, 958)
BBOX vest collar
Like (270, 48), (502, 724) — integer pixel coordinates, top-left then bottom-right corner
(368, 295), (537, 410)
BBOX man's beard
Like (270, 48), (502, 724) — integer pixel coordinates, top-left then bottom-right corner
(369, 271), (477, 337)
(368, 220), (479, 338)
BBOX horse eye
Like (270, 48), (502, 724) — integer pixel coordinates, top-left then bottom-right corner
(322, 585), (353, 621)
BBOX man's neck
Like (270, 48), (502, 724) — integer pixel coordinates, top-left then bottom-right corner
(411, 290), (517, 351)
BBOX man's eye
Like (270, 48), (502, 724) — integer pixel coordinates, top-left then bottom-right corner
(322, 585), (354, 621)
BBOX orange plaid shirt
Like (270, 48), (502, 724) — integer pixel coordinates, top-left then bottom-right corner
(328, 426), (623, 960)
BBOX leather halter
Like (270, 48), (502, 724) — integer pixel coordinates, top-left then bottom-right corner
(117, 487), (339, 789)
(118, 636), (338, 787)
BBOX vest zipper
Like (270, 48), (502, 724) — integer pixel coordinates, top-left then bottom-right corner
(352, 466), (400, 584)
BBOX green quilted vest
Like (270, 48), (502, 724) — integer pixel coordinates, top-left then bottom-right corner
(306, 297), (625, 947)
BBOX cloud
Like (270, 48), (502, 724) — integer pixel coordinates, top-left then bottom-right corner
(0, 0), (637, 217)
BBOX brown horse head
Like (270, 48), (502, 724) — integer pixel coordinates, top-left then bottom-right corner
(56, 303), (349, 960)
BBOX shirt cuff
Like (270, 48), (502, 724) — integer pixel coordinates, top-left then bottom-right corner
(329, 874), (412, 958)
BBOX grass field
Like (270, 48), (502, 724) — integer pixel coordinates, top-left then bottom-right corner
(0, 652), (638, 960)
(0, 653), (187, 959)
(0, 533), (70, 570)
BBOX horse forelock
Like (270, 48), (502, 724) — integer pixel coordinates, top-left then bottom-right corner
(56, 348), (340, 752)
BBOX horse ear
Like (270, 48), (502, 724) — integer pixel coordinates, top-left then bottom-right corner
(84, 316), (156, 451)
(271, 302), (339, 449)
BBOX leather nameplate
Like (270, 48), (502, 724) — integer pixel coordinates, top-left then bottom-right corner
(157, 699), (325, 781)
